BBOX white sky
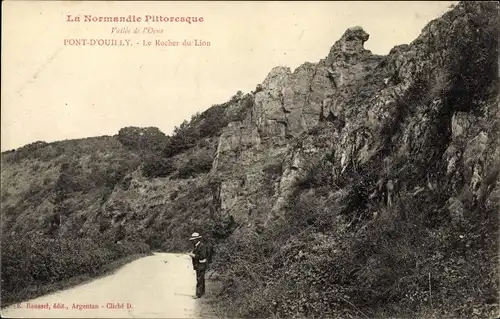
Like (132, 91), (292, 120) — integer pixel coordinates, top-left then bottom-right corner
(1, 1), (458, 151)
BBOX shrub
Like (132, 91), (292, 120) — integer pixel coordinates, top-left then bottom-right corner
(163, 121), (199, 157)
(141, 155), (176, 178)
(163, 92), (246, 158)
(442, 1), (499, 113)
(229, 94), (253, 123)
(1, 233), (150, 306)
(198, 104), (229, 138)
(262, 162), (283, 196)
(117, 126), (168, 153)
(295, 158), (334, 190)
(175, 152), (214, 179)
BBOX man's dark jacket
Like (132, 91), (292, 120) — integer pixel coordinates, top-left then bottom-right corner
(191, 241), (208, 271)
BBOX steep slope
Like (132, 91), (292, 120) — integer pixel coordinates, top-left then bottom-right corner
(1, 136), (149, 304)
(1, 137), (140, 237)
(1, 1), (498, 317)
(209, 1), (499, 318)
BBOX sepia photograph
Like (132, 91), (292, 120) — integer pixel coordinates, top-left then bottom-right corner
(1, 1), (499, 318)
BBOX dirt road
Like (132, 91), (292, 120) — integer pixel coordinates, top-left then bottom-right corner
(1, 253), (208, 318)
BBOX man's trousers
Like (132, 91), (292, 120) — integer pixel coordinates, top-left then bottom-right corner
(196, 269), (206, 297)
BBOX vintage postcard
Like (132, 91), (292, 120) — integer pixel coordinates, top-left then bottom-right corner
(1, 1), (498, 318)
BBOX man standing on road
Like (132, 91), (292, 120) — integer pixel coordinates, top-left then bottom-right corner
(188, 232), (208, 299)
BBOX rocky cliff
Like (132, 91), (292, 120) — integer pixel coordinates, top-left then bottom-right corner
(1, 1), (499, 317)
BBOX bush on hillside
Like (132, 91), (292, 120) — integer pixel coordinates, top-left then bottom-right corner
(442, 1), (499, 113)
(262, 162), (283, 196)
(296, 157), (335, 190)
(117, 126), (168, 153)
(0, 234), (150, 306)
(175, 152), (214, 179)
(163, 91), (250, 158)
(141, 154), (176, 178)
(138, 175), (233, 252)
(3, 141), (50, 164)
(198, 104), (230, 138)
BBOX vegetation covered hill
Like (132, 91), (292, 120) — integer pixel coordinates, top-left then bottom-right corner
(1, 1), (499, 317)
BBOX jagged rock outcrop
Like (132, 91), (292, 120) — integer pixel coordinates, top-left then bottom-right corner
(210, 1), (499, 232)
(213, 24), (390, 222)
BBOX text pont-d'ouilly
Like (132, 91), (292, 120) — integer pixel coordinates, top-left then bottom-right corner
(66, 15), (204, 24)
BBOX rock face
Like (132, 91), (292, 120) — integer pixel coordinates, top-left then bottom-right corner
(212, 24), (391, 222)
(204, 4), (498, 318)
(210, 1), (499, 232)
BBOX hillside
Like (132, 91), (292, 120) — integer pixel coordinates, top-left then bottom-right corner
(2, 1), (499, 317)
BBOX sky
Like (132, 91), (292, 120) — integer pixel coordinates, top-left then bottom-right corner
(1, 1), (458, 152)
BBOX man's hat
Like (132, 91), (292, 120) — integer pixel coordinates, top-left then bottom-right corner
(189, 232), (202, 241)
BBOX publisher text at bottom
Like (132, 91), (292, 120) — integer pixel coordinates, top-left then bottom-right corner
(15, 302), (134, 311)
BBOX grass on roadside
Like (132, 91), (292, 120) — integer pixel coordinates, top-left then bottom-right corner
(1, 234), (151, 308)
